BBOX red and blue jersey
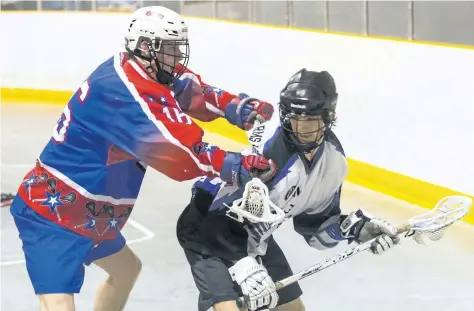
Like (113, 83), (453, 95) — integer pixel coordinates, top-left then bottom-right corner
(17, 52), (242, 243)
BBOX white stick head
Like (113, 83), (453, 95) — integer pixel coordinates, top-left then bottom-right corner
(409, 195), (471, 233)
(225, 178), (286, 225)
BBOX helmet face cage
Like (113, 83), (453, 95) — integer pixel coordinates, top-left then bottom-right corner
(279, 105), (336, 153)
(130, 36), (190, 86)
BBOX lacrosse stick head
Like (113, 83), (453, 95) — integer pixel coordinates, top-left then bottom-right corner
(406, 195), (472, 244)
(225, 178), (286, 225)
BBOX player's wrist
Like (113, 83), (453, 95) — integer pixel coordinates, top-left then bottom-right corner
(224, 101), (240, 126)
(220, 152), (248, 186)
(224, 96), (259, 129)
(339, 209), (370, 240)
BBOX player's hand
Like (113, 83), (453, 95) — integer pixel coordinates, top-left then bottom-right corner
(225, 93), (274, 130)
(220, 152), (276, 187)
(229, 256), (279, 311)
(241, 97), (274, 130)
(241, 154), (277, 183)
(340, 209), (400, 254)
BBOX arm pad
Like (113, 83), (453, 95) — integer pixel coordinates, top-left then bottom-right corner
(302, 215), (346, 250)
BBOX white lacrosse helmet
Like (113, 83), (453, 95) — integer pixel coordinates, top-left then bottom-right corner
(124, 6), (189, 85)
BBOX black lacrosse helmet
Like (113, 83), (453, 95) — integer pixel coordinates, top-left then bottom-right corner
(279, 68), (338, 153)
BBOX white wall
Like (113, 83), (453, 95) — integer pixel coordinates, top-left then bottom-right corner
(1, 13), (473, 195)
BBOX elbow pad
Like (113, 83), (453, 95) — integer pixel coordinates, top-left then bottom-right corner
(305, 215), (346, 250)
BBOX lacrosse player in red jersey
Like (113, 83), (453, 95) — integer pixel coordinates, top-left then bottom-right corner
(8, 5), (275, 311)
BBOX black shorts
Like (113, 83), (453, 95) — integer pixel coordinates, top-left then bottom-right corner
(183, 237), (303, 311)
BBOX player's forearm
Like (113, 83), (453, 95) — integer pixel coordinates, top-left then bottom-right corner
(174, 68), (273, 129)
(201, 83), (240, 114)
(135, 138), (250, 185)
(293, 212), (347, 250)
(174, 66), (240, 121)
(296, 210), (390, 251)
(189, 142), (249, 185)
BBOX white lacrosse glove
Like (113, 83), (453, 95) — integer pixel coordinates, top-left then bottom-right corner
(228, 256), (279, 311)
(340, 209), (400, 254)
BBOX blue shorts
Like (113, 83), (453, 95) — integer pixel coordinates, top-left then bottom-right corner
(10, 195), (126, 294)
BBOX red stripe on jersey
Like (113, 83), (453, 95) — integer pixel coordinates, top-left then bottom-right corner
(17, 164), (133, 244)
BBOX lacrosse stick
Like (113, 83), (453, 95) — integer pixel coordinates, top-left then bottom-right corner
(225, 177), (286, 225)
(236, 195), (471, 309)
(225, 111), (278, 224)
(246, 119), (265, 153)
(1, 192), (15, 208)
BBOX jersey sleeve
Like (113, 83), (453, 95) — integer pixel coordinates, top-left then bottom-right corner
(81, 77), (227, 182)
(173, 65), (240, 122)
(292, 187), (346, 250)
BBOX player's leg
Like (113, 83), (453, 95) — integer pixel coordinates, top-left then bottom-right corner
(187, 243), (304, 311)
(261, 237), (305, 311)
(273, 299), (305, 311)
(10, 195), (95, 311)
(177, 199), (242, 311)
(38, 294), (75, 311)
(183, 248), (244, 311)
(85, 233), (142, 311)
(213, 301), (245, 311)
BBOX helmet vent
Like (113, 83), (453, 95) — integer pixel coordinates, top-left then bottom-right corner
(165, 29), (179, 37)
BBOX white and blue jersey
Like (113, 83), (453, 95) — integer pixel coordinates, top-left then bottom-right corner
(177, 116), (349, 260)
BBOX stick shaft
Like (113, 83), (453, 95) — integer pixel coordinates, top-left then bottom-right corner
(236, 196), (471, 309)
(236, 224), (411, 308)
(276, 224), (410, 288)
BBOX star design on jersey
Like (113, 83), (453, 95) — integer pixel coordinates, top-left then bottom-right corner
(202, 85), (223, 98)
(142, 93), (171, 107)
(193, 142), (217, 156)
(22, 173), (37, 192)
(147, 96), (155, 103)
(204, 143), (213, 152)
(107, 217), (121, 229)
(84, 214), (97, 230)
(212, 88), (223, 96)
(40, 190), (65, 213)
(159, 95), (168, 105)
(99, 216), (122, 236)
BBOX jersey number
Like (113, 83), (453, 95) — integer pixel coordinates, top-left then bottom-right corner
(163, 107), (192, 124)
(52, 80), (89, 143)
(52, 104), (72, 143)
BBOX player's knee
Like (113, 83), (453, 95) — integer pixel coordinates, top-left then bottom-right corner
(273, 298), (305, 311)
(38, 293), (75, 311)
(213, 300), (242, 311)
(115, 254), (142, 285)
(97, 246), (142, 286)
(132, 256), (143, 279)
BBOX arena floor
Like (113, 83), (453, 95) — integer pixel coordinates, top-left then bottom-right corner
(1, 103), (474, 311)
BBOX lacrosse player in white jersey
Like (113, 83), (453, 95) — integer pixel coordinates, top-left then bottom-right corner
(176, 68), (400, 311)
